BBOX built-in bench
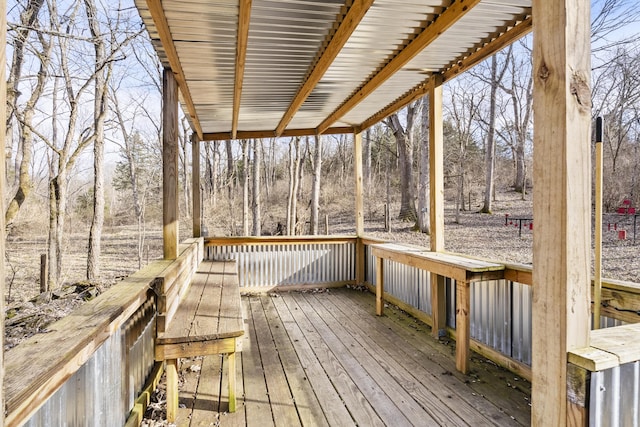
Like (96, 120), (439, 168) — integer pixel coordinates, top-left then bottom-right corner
(154, 259), (244, 422)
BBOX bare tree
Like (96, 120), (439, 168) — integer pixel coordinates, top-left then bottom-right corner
(309, 135), (322, 235)
(287, 137), (301, 235)
(252, 139), (261, 236)
(416, 97), (429, 233)
(386, 101), (419, 222)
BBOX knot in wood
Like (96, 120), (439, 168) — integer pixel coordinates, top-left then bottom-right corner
(570, 72), (592, 113)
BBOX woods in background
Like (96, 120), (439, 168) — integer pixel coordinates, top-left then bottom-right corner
(4, 0), (640, 292)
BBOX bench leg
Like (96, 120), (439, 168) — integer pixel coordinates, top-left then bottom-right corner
(166, 359), (179, 422)
(228, 352), (237, 412)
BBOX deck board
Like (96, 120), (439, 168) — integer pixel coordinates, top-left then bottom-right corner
(169, 288), (531, 426)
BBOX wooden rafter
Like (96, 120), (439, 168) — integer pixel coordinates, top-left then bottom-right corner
(232, 0), (252, 140)
(274, 0), (374, 137)
(358, 16), (532, 132)
(202, 126), (355, 141)
(316, 0), (481, 134)
(146, 0), (203, 139)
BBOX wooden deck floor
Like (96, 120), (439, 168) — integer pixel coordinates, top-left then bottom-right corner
(170, 288), (531, 426)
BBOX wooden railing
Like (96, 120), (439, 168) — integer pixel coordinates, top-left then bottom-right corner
(7, 235), (640, 426)
(4, 239), (203, 427)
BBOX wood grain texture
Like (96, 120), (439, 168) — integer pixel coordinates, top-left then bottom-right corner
(163, 69), (179, 260)
(232, 0), (252, 139)
(192, 134), (201, 237)
(0, 2), (6, 423)
(429, 76), (444, 252)
(531, 1), (592, 425)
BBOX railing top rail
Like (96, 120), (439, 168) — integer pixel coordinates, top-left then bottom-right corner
(4, 240), (201, 426)
(205, 235), (358, 246)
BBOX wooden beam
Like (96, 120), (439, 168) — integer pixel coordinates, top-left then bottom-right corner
(317, 0), (480, 134)
(275, 0), (374, 136)
(0, 0), (6, 423)
(202, 126), (355, 141)
(359, 16), (531, 132)
(232, 0), (252, 140)
(192, 133), (201, 238)
(531, 0), (591, 425)
(442, 16), (532, 82)
(354, 131), (365, 285)
(145, 0), (203, 139)
(163, 69), (179, 260)
(429, 75), (446, 340)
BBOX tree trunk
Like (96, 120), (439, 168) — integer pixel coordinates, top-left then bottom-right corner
(252, 139), (261, 236)
(287, 137), (301, 235)
(417, 97), (430, 233)
(309, 135), (322, 235)
(241, 140), (249, 236)
(364, 128), (372, 197)
(388, 107), (417, 222)
(514, 143), (526, 193)
(481, 55), (500, 213)
(86, 0), (108, 280)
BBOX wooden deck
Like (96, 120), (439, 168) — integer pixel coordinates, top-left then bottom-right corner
(169, 288), (531, 426)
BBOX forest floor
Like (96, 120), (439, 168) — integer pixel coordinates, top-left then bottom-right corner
(5, 189), (640, 353)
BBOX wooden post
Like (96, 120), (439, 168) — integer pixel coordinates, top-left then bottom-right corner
(567, 363), (590, 426)
(163, 69), (179, 260)
(455, 279), (471, 374)
(429, 75), (446, 339)
(532, 1), (592, 425)
(192, 133), (201, 238)
(228, 352), (237, 412)
(376, 256), (384, 316)
(166, 359), (179, 422)
(354, 131), (365, 285)
(324, 214), (329, 235)
(40, 254), (48, 293)
(594, 117), (603, 329)
(0, 1), (7, 421)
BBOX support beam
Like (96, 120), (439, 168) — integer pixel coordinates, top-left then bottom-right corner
(317, 0), (480, 134)
(163, 69), (179, 260)
(354, 131), (365, 285)
(275, 0), (374, 136)
(192, 133), (201, 238)
(358, 16), (531, 132)
(429, 75), (446, 339)
(146, 0), (203, 138)
(531, 1), (591, 425)
(0, 0), (7, 421)
(232, 0), (252, 139)
(203, 126), (355, 141)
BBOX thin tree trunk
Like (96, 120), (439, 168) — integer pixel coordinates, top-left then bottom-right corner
(417, 97), (430, 233)
(241, 140), (249, 236)
(364, 128), (372, 197)
(86, 0), (108, 280)
(252, 139), (261, 236)
(481, 55), (501, 213)
(310, 135), (322, 235)
(388, 107), (417, 222)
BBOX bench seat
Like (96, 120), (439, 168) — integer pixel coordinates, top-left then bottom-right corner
(155, 260), (244, 421)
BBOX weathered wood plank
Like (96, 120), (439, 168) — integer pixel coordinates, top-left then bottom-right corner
(248, 297), (301, 426)
(281, 294), (385, 427)
(190, 355), (222, 426)
(242, 298), (275, 427)
(163, 68), (179, 260)
(291, 293), (414, 426)
(261, 295), (329, 426)
(270, 294), (356, 427)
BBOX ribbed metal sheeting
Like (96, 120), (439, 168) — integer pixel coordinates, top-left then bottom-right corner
(208, 242), (356, 287)
(24, 301), (156, 426)
(590, 361), (640, 426)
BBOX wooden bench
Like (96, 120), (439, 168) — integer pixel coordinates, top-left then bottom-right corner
(155, 260), (244, 422)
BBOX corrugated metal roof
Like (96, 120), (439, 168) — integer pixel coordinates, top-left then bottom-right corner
(135, 0), (531, 139)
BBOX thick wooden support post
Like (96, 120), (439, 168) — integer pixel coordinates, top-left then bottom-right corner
(429, 75), (446, 339)
(376, 256), (384, 316)
(166, 359), (179, 422)
(228, 352), (237, 412)
(567, 364), (589, 426)
(430, 273), (446, 338)
(0, 1), (6, 421)
(192, 134), (201, 238)
(354, 131), (365, 285)
(163, 69), (179, 259)
(455, 280), (471, 374)
(532, 1), (592, 425)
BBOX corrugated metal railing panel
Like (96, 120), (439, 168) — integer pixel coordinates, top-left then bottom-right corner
(208, 242), (356, 287)
(511, 281), (533, 366)
(590, 361), (640, 427)
(24, 300), (156, 427)
(471, 280), (512, 356)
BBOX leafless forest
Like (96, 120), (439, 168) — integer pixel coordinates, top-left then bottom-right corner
(5, 1), (640, 343)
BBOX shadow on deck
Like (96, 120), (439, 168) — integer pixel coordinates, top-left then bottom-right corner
(170, 288), (531, 426)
